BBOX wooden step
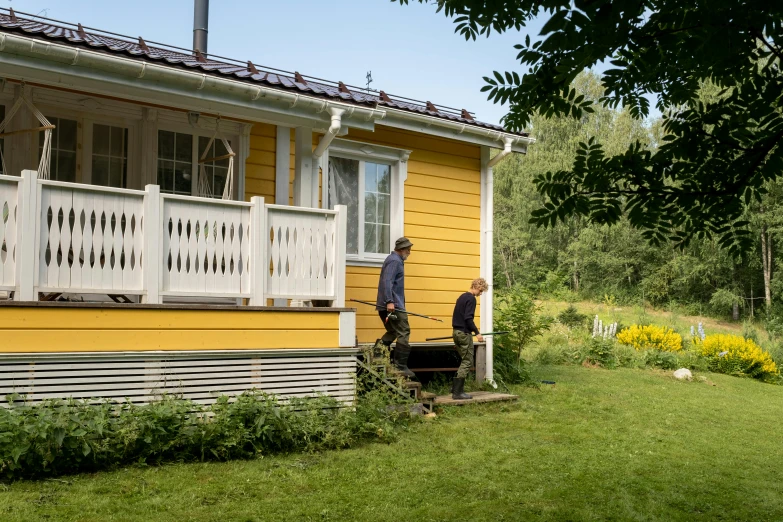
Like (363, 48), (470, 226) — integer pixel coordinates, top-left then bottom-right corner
(403, 380), (422, 400)
(424, 391), (518, 407)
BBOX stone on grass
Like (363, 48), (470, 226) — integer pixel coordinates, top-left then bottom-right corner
(673, 368), (693, 381)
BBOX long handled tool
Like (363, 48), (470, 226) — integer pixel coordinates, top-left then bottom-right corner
(350, 299), (444, 323)
(424, 331), (510, 341)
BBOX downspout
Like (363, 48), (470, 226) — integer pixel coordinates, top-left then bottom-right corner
(487, 136), (514, 168)
(313, 107), (345, 158)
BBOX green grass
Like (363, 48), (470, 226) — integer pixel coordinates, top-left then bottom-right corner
(2, 366), (783, 521)
(539, 299), (757, 339)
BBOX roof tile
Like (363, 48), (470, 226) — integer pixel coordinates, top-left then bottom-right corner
(0, 11), (527, 137)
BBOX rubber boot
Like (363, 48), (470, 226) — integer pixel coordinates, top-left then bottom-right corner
(393, 343), (417, 379)
(452, 377), (472, 400)
(371, 339), (386, 358)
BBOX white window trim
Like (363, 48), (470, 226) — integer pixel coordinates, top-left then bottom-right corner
(323, 138), (410, 267)
(33, 103), (140, 188)
(157, 122), (241, 199)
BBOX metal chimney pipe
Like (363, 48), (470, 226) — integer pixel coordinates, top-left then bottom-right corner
(193, 0), (209, 54)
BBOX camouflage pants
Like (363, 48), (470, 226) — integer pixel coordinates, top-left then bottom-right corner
(452, 329), (474, 378)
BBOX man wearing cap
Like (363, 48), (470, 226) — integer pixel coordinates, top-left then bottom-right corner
(374, 237), (415, 378)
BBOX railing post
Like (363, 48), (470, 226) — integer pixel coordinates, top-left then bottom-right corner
(333, 204), (347, 308)
(15, 170), (38, 301)
(249, 196), (266, 306)
(142, 184), (161, 304)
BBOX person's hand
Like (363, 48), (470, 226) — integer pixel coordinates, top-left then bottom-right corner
(386, 303), (395, 312)
(476, 335), (485, 343)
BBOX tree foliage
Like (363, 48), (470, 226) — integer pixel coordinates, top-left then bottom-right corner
(397, 0), (783, 255)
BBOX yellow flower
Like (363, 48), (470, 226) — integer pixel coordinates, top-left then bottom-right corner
(616, 324), (683, 352)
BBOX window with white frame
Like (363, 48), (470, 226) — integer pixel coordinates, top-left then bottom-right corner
(198, 135), (232, 197)
(91, 124), (128, 188)
(325, 140), (409, 263)
(157, 130), (235, 198)
(40, 116), (78, 183)
(157, 130), (193, 195)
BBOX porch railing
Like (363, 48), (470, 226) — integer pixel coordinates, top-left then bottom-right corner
(5, 170), (347, 305)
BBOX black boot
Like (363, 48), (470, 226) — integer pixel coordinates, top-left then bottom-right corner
(393, 343), (416, 379)
(452, 378), (472, 400)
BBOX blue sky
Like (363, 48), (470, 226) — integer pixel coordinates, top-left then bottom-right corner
(2, 0), (548, 126)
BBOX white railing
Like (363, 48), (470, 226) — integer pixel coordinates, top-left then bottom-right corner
(266, 204), (342, 301)
(37, 181), (145, 294)
(0, 175), (21, 292)
(7, 170), (347, 305)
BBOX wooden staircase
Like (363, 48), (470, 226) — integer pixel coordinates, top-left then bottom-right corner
(357, 350), (518, 414)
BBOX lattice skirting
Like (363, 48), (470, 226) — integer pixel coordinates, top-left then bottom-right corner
(0, 349), (358, 406)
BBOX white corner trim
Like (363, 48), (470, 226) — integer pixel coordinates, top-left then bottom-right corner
(480, 145), (494, 383)
(237, 123), (252, 202)
(339, 311), (357, 347)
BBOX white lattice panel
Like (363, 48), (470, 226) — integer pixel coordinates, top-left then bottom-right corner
(0, 176), (20, 291)
(37, 183), (145, 293)
(0, 351), (357, 406)
(161, 197), (252, 298)
(267, 207), (337, 299)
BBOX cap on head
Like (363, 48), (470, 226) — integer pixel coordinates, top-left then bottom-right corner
(394, 237), (413, 250)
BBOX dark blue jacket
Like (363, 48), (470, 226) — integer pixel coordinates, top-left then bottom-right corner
(376, 252), (406, 309)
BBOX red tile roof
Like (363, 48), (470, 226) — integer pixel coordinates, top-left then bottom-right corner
(0, 9), (528, 137)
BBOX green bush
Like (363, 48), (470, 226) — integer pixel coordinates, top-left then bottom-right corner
(557, 305), (589, 330)
(494, 285), (553, 383)
(578, 338), (618, 368)
(0, 390), (410, 481)
(643, 350), (679, 370)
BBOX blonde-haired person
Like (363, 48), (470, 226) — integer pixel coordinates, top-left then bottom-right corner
(450, 277), (489, 400)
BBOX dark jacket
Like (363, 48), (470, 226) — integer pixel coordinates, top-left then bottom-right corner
(376, 251), (406, 309)
(452, 292), (479, 335)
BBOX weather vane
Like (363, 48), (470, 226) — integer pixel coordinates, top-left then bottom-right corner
(365, 71), (373, 94)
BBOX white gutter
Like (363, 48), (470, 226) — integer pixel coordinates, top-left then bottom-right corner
(382, 107), (535, 153)
(487, 136), (515, 168)
(313, 107), (345, 158)
(0, 32), (384, 130)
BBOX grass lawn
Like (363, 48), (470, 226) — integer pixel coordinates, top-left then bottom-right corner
(2, 365), (782, 521)
(538, 299), (755, 339)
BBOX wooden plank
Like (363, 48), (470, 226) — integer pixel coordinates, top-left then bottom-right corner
(431, 391), (518, 406)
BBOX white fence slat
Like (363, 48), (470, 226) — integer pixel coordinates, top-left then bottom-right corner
(0, 177), (20, 289)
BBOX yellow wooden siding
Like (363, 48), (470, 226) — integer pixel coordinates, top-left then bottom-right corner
(245, 122), (277, 203)
(344, 126), (482, 343)
(0, 308), (340, 352)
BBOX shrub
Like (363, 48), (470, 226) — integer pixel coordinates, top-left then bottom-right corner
(495, 286), (553, 364)
(557, 305), (589, 330)
(616, 324), (683, 352)
(695, 334), (779, 381)
(579, 338), (617, 368)
(0, 391), (410, 481)
(643, 350), (679, 370)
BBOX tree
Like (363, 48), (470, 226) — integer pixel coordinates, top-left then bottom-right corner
(397, 0), (783, 256)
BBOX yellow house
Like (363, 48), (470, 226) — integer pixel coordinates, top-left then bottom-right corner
(0, 7), (531, 405)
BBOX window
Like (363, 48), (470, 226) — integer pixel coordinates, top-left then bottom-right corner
(326, 140), (409, 263)
(157, 130), (193, 195)
(91, 124), (128, 188)
(198, 136), (232, 197)
(157, 130), (235, 198)
(40, 117), (78, 182)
